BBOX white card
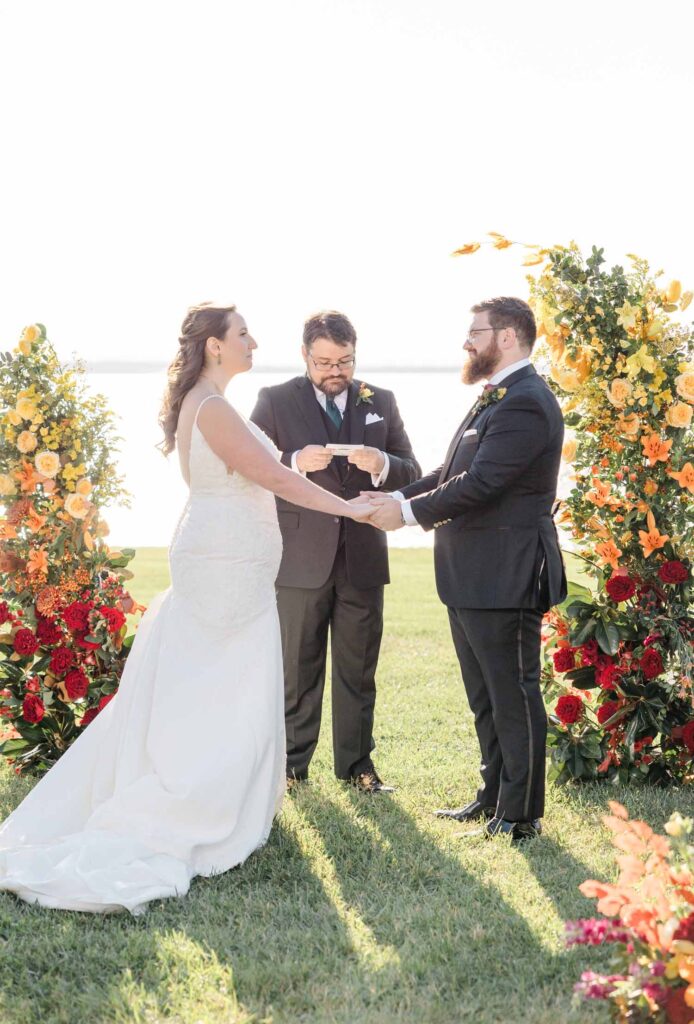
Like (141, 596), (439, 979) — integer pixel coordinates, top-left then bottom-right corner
(326, 443), (364, 455)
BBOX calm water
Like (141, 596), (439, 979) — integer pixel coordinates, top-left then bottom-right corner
(90, 369), (572, 548)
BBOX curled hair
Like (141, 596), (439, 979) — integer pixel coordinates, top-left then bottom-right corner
(471, 296), (536, 351)
(157, 302), (236, 455)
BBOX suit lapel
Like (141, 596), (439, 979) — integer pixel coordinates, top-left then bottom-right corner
(439, 398), (481, 483)
(295, 377), (330, 445)
(347, 381), (366, 446)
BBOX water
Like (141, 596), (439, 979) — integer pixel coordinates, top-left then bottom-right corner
(89, 369), (572, 548)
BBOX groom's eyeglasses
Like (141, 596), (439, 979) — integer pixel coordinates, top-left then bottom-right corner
(309, 355), (356, 371)
(464, 328), (497, 344)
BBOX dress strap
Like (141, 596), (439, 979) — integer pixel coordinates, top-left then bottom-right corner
(194, 393), (227, 430)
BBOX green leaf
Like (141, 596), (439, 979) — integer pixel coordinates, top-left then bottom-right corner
(570, 618), (598, 646)
(595, 619), (620, 656)
(565, 666), (598, 689)
(0, 738), (30, 755)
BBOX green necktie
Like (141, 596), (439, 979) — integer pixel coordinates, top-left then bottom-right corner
(325, 397), (343, 430)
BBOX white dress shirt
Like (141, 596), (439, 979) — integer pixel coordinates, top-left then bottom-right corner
(291, 383), (390, 487)
(396, 358), (532, 526)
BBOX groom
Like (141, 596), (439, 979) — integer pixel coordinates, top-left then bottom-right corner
(366, 296), (566, 841)
(250, 311), (420, 792)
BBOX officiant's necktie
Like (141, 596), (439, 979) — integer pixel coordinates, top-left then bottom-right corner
(325, 398), (343, 430)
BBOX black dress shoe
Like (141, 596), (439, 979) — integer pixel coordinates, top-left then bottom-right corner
(350, 763), (395, 794)
(481, 817), (541, 842)
(434, 800), (496, 823)
(286, 770), (308, 791)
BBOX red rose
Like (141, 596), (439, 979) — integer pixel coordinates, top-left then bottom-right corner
(79, 707), (99, 728)
(658, 561), (689, 585)
(597, 700), (621, 727)
(673, 913), (694, 943)
(64, 669), (89, 701)
(13, 628), (39, 657)
(98, 605), (126, 634)
(639, 649), (664, 680)
(0, 602), (10, 625)
(553, 648), (576, 673)
(36, 616), (63, 645)
(596, 663), (621, 691)
(22, 694), (45, 723)
(49, 646), (74, 676)
(62, 600), (92, 632)
(681, 722), (694, 754)
(555, 694), (583, 725)
(580, 639), (600, 667)
(25, 677), (40, 693)
(605, 575), (637, 602)
(98, 693), (114, 711)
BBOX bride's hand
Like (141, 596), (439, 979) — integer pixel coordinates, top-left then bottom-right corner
(343, 502), (375, 522)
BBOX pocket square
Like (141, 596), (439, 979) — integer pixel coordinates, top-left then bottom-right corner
(462, 428), (478, 437)
(365, 412), (384, 425)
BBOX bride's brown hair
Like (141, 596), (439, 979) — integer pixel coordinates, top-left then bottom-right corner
(157, 302), (237, 455)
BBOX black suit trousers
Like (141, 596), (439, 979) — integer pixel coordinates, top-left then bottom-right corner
(276, 547), (383, 780)
(447, 606), (547, 821)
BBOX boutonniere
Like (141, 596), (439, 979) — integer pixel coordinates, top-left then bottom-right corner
(356, 382), (374, 406)
(478, 386), (507, 410)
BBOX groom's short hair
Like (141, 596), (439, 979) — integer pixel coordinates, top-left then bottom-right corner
(303, 311), (357, 349)
(471, 297), (536, 352)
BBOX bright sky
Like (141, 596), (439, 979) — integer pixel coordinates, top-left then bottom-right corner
(1, 0), (692, 368)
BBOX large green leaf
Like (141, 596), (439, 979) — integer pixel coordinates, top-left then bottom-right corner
(595, 619), (620, 656)
(570, 617), (598, 646)
(565, 666), (598, 689)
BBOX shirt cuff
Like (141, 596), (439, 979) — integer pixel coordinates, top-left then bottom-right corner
(290, 451), (307, 477)
(400, 499), (418, 527)
(370, 452), (390, 487)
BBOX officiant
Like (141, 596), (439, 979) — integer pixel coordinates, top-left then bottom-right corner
(250, 311), (420, 792)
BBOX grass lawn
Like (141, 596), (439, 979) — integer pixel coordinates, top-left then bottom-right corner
(1, 548), (692, 1024)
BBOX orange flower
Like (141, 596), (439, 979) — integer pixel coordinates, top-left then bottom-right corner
(585, 478), (615, 508)
(640, 432), (672, 466)
(595, 539), (622, 569)
(36, 586), (61, 616)
(488, 231), (513, 249)
(669, 462), (694, 493)
(616, 413), (641, 438)
(14, 460), (39, 493)
(638, 510), (669, 557)
(26, 548), (49, 575)
(25, 507), (46, 533)
(0, 520), (18, 541)
(643, 479), (658, 496)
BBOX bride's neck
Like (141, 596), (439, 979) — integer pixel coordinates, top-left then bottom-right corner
(197, 371), (231, 395)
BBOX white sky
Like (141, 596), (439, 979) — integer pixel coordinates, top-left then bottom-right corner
(1, 0), (692, 368)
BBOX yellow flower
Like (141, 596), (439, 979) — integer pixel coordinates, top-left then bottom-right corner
(625, 345), (657, 378)
(550, 364), (580, 393)
(5, 409), (22, 426)
(488, 231), (513, 249)
(17, 324), (40, 356)
(64, 493), (91, 520)
(616, 300), (639, 332)
(561, 438), (577, 462)
(15, 397), (37, 420)
(675, 370), (694, 403)
(0, 473), (16, 497)
(666, 401), (693, 429)
(680, 290), (693, 311)
(645, 317), (665, 340)
(666, 280), (682, 303)
(75, 478), (92, 495)
(17, 430), (38, 454)
(607, 378), (633, 408)
(34, 451), (61, 479)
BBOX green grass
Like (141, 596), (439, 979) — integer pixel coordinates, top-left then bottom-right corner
(1, 549), (693, 1024)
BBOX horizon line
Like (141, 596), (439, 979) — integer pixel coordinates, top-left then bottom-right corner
(86, 361), (461, 374)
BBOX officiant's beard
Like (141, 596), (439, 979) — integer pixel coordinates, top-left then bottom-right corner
(461, 337), (502, 384)
(313, 375), (351, 397)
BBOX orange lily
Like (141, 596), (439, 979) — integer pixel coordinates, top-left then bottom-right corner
(14, 460), (39, 493)
(595, 539), (622, 569)
(669, 462), (694, 493)
(640, 432), (672, 466)
(638, 510), (669, 557)
(25, 507), (46, 533)
(26, 548), (49, 575)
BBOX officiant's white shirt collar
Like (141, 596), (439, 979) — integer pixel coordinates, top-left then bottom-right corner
(488, 357), (531, 387)
(311, 383), (348, 412)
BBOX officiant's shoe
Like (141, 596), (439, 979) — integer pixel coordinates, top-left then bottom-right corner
(463, 816), (542, 843)
(350, 762), (395, 794)
(434, 800), (495, 823)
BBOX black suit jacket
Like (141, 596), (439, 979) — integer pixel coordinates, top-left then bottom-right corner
(401, 365), (567, 610)
(251, 377), (420, 589)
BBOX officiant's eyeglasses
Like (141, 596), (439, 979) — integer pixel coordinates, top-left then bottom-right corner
(309, 355), (356, 371)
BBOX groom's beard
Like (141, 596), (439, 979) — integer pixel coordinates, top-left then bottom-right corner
(461, 336), (502, 385)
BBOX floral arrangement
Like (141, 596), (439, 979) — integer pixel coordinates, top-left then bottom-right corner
(0, 324), (141, 775)
(455, 237), (693, 785)
(567, 802), (694, 1023)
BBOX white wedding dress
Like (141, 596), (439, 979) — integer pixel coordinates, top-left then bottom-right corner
(0, 396), (286, 914)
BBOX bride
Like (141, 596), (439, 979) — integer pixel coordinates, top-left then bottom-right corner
(0, 302), (372, 914)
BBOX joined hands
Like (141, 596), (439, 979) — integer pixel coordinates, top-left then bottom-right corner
(344, 492), (404, 531)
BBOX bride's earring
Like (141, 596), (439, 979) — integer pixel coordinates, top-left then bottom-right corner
(216, 351), (222, 366)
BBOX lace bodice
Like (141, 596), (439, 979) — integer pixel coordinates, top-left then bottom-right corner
(168, 396), (283, 633)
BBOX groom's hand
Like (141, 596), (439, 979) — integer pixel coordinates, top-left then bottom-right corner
(296, 445), (334, 472)
(361, 494), (404, 531)
(347, 446), (385, 475)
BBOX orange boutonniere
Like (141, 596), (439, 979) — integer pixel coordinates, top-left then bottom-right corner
(356, 383), (374, 406)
